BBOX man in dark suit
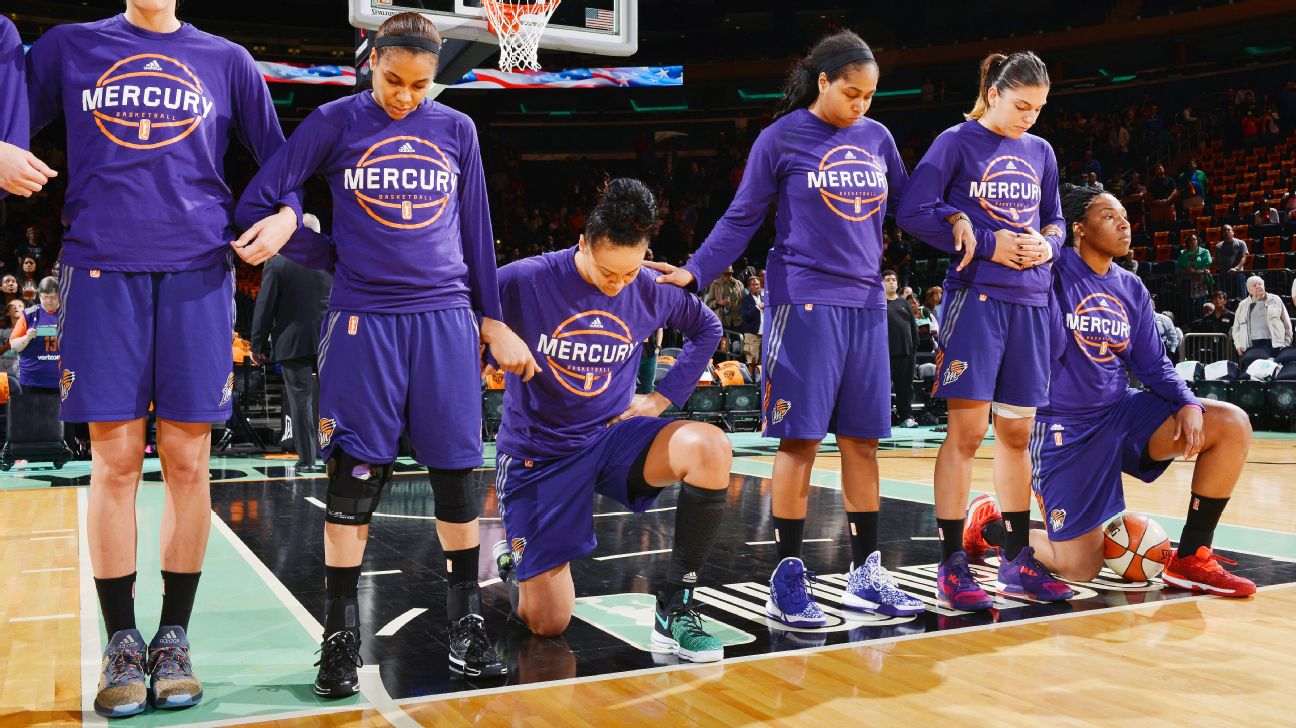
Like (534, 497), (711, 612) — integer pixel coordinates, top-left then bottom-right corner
(251, 249), (332, 472)
(884, 270), (919, 428)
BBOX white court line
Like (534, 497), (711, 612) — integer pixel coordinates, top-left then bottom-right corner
(746, 538), (833, 546)
(77, 488), (106, 726)
(9, 613), (74, 623)
(391, 582), (1296, 710)
(375, 608), (427, 637)
(31, 534), (75, 541)
(910, 536), (939, 541)
(22, 566), (74, 573)
(594, 548), (672, 561)
(32, 528), (75, 534)
(179, 703), (374, 728)
(480, 577), (502, 588)
(359, 665), (421, 728)
(594, 506), (676, 518)
(362, 570), (401, 577)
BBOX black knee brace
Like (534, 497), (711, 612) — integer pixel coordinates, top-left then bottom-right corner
(428, 467), (478, 524)
(324, 450), (394, 525)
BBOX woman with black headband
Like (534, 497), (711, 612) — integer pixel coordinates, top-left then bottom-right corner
(652, 30), (924, 628)
(237, 11), (537, 692)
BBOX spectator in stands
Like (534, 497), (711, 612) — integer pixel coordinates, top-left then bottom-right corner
(0, 299), (22, 376)
(637, 328), (663, 395)
(1081, 171), (1103, 191)
(884, 228), (913, 288)
(18, 256), (38, 292)
(1121, 172), (1147, 229)
(1116, 251), (1138, 275)
(1176, 233), (1213, 319)
(1193, 291), (1236, 335)
(0, 275), (18, 306)
(1241, 110), (1261, 148)
(924, 285), (943, 323)
(1215, 224), (1250, 300)
(1148, 163), (1178, 226)
(739, 275), (763, 371)
(1180, 159), (1208, 209)
(1080, 150), (1102, 179)
(1154, 309), (1181, 358)
(1232, 275), (1292, 370)
(703, 266), (745, 330)
(10, 277), (61, 391)
(912, 287), (938, 355)
(1254, 204), (1280, 226)
(883, 271), (918, 428)
(711, 336), (740, 366)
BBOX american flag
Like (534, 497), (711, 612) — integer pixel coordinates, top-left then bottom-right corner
(585, 7), (615, 30)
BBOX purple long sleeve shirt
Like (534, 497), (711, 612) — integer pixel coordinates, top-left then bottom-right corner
(495, 248), (722, 460)
(236, 93), (502, 318)
(26, 14), (289, 271)
(683, 110), (908, 309)
(1041, 247), (1198, 422)
(0, 17), (29, 201)
(896, 120), (1064, 306)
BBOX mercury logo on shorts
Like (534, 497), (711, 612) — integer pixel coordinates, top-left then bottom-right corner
(80, 53), (215, 150)
(805, 145), (888, 222)
(942, 360), (967, 385)
(59, 370), (75, 401)
(219, 372), (234, 406)
(771, 398), (791, 424)
(318, 417), (337, 449)
(968, 156), (1042, 228)
(535, 310), (635, 397)
(1066, 293), (1131, 363)
(344, 135), (458, 229)
(1049, 508), (1067, 532)
(511, 536), (527, 566)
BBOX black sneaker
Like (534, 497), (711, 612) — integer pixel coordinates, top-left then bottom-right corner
(313, 630), (362, 698)
(448, 613), (508, 678)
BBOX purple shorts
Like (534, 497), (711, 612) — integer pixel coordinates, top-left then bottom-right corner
(495, 416), (673, 581)
(1030, 389), (1176, 541)
(317, 307), (482, 468)
(932, 287), (1050, 407)
(58, 261), (234, 423)
(762, 304), (891, 440)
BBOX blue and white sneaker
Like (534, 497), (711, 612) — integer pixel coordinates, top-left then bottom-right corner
(843, 551), (925, 616)
(765, 557), (827, 628)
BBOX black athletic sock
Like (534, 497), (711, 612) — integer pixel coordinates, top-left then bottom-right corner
(324, 565), (362, 634)
(1002, 510), (1030, 561)
(981, 520), (1006, 548)
(846, 511), (879, 567)
(95, 572), (137, 637)
(772, 515), (805, 562)
(1178, 494), (1229, 557)
(937, 518), (964, 561)
(661, 483), (726, 605)
(444, 546), (480, 588)
(159, 570), (201, 632)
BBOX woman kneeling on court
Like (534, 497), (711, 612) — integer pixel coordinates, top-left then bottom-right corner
(491, 178), (733, 662)
(964, 184), (1255, 597)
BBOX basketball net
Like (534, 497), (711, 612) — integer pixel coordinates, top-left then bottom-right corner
(482, 0), (560, 71)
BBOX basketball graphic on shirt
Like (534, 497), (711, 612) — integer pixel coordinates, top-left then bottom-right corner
(810, 145), (888, 222)
(1067, 293), (1131, 363)
(347, 135), (457, 230)
(84, 54), (214, 150)
(537, 310), (635, 397)
(972, 155), (1042, 228)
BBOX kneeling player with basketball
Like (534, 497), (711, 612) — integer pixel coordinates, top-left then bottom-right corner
(491, 178), (733, 662)
(964, 184), (1255, 597)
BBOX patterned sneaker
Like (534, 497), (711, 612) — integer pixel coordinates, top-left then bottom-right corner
(147, 626), (203, 709)
(314, 629), (362, 698)
(843, 551), (925, 616)
(996, 547), (1073, 602)
(765, 557), (827, 628)
(936, 551), (993, 611)
(1162, 546), (1257, 597)
(963, 494), (1002, 560)
(650, 588), (724, 662)
(94, 629), (148, 718)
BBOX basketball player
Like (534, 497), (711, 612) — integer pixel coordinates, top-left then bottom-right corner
(0, 15), (56, 199)
(651, 31), (924, 627)
(236, 12), (535, 692)
(896, 51), (1072, 610)
(491, 178), (731, 662)
(27, 0), (294, 716)
(964, 185), (1255, 597)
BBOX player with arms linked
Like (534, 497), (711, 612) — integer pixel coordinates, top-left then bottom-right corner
(236, 12), (535, 693)
(973, 184), (1254, 597)
(491, 178), (733, 662)
(27, 0), (294, 716)
(651, 30), (924, 628)
(898, 51), (1073, 610)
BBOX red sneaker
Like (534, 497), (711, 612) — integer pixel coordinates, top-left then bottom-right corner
(963, 493), (1002, 560)
(1162, 546), (1256, 597)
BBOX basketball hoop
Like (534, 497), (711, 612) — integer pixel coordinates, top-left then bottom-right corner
(481, 0), (560, 71)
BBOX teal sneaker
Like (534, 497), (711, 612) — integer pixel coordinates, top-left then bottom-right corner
(650, 589), (723, 663)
